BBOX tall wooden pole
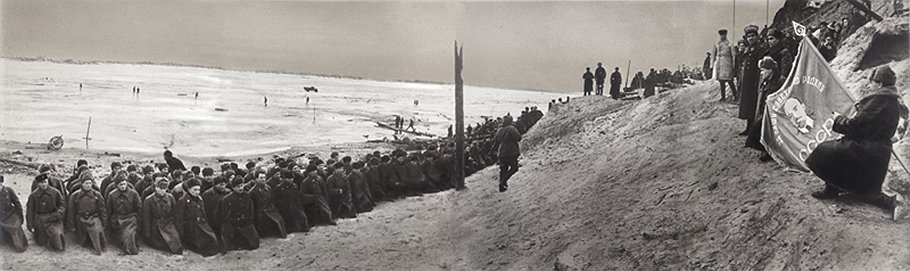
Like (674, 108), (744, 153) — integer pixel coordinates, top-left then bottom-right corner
(454, 41), (466, 190)
(766, 0), (770, 26)
(624, 60), (631, 88)
(83, 116), (92, 149)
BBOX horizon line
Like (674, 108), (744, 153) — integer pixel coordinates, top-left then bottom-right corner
(1, 55), (568, 94)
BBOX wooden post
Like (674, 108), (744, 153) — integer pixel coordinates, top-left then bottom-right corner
(83, 117), (92, 149)
(624, 60), (631, 88)
(454, 41), (466, 190)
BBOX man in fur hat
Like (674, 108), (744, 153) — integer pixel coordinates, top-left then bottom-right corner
(326, 163), (355, 219)
(175, 178), (220, 256)
(248, 172), (287, 238)
(272, 170), (310, 233)
(100, 162), (126, 197)
(67, 178), (108, 255)
(141, 177), (183, 254)
(739, 24), (767, 136)
(106, 177), (141, 255)
(299, 165), (335, 226)
(219, 176), (260, 252)
(0, 175), (28, 252)
(27, 174), (66, 251)
(202, 172), (231, 238)
(806, 66), (910, 211)
(34, 164), (67, 198)
(348, 162), (374, 213)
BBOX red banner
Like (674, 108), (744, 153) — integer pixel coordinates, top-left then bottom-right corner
(761, 28), (856, 172)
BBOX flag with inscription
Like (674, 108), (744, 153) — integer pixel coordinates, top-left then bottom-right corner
(760, 22), (856, 172)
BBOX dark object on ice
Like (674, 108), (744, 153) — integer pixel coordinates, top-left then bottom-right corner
(47, 135), (64, 151)
(214, 108), (228, 112)
(304, 86), (319, 92)
(375, 122), (436, 137)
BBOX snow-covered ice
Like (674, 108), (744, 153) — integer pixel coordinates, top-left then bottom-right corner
(0, 59), (566, 156)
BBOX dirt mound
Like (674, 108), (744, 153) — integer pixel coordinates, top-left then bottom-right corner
(440, 20), (910, 268)
(435, 78), (908, 270)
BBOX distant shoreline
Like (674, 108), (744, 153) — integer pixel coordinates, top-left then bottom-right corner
(1, 56), (562, 94)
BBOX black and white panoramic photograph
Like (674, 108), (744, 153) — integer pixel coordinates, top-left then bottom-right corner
(0, 0), (908, 270)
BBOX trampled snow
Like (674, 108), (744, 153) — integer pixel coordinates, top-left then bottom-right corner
(0, 59), (566, 157)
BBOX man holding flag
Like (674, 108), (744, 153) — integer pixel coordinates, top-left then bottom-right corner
(805, 66), (908, 208)
(761, 22), (910, 212)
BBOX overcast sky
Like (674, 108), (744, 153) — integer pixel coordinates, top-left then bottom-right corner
(1, 0), (785, 93)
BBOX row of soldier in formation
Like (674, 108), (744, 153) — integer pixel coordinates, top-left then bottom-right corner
(0, 146), (463, 256)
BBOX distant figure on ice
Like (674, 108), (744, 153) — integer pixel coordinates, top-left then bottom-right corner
(79, 83), (82, 92)
(194, 92), (199, 100)
(582, 67), (594, 96)
(806, 66), (910, 211)
(610, 67), (622, 99)
(406, 119), (416, 132)
(703, 52), (713, 80)
(714, 29), (736, 102)
(595, 63), (607, 96)
(306, 96), (310, 105)
(136, 87), (140, 95)
(264, 96), (268, 107)
(490, 115), (521, 192)
(414, 100), (419, 106)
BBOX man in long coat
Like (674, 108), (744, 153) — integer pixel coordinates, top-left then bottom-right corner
(248, 172), (287, 238)
(106, 177), (141, 255)
(272, 170), (309, 233)
(348, 162), (374, 213)
(175, 178), (219, 256)
(595, 63), (607, 96)
(67, 178), (108, 255)
(219, 177), (260, 252)
(27, 174), (66, 251)
(490, 115), (522, 192)
(142, 178), (183, 254)
(644, 69), (658, 98)
(806, 66), (910, 209)
(364, 158), (386, 202)
(739, 25), (767, 135)
(299, 165), (334, 226)
(610, 67), (622, 99)
(0, 175), (28, 252)
(326, 163), (356, 219)
(582, 67), (594, 96)
(714, 29), (737, 101)
(202, 175), (230, 237)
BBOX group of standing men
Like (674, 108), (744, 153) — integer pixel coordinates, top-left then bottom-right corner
(713, 22), (909, 211)
(582, 63), (623, 99)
